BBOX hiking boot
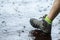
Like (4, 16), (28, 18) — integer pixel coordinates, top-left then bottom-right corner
(30, 15), (52, 34)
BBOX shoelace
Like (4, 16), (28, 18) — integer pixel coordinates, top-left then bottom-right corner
(39, 14), (47, 19)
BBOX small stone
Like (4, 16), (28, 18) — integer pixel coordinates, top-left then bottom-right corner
(22, 30), (24, 32)
(39, 10), (42, 12)
(1, 5), (3, 7)
(2, 21), (5, 23)
(12, 2), (15, 4)
(43, 8), (47, 11)
(0, 14), (1, 15)
(1, 1), (4, 3)
(48, 6), (50, 7)
(23, 26), (26, 28)
(4, 30), (7, 32)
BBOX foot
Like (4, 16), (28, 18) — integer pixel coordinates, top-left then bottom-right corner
(30, 15), (52, 34)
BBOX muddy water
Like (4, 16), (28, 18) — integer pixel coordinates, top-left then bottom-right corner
(30, 29), (51, 40)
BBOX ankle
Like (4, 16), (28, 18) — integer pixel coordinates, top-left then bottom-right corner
(44, 16), (52, 24)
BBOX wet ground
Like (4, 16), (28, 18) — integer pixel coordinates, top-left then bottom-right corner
(0, 0), (60, 40)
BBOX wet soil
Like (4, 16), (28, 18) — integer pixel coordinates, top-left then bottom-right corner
(30, 29), (51, 40)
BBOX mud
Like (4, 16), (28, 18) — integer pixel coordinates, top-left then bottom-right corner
(30, 29), (51, 40)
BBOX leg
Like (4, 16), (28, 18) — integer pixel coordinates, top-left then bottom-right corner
(47, 0), (60, 20)
(30, 0), (60, 34)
